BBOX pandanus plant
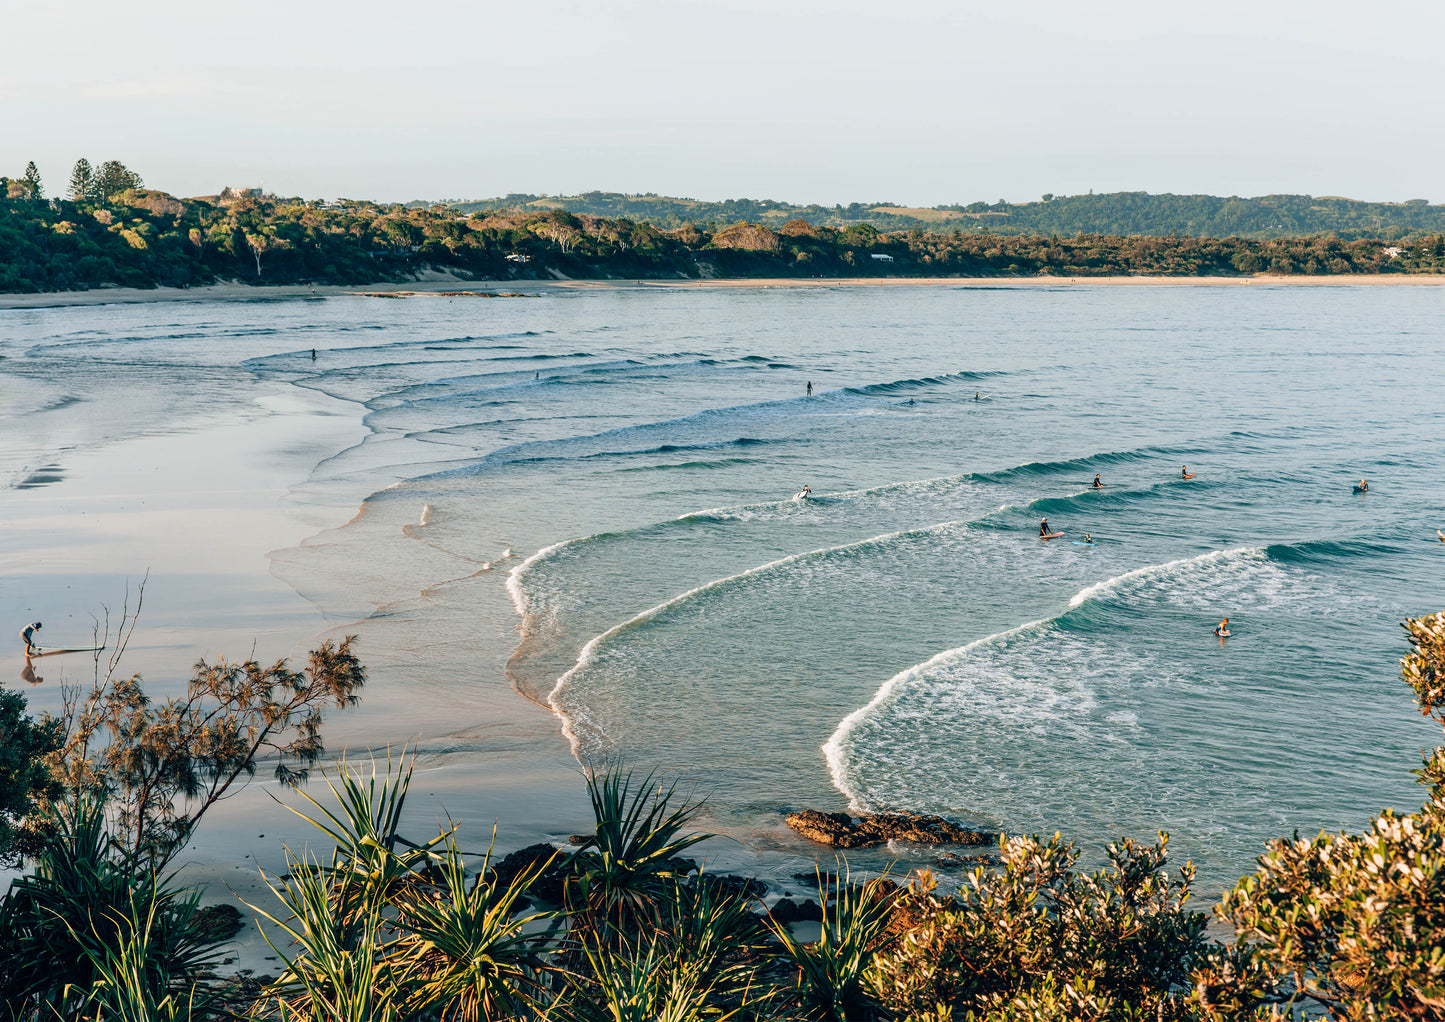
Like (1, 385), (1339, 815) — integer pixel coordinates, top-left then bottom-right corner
(251, 756), (560, 1022)
(769, 870), (897, 1021)
(565, 768), (710, 938)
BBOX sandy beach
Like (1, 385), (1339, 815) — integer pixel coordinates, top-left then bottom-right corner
(2, 272), (1445, 310)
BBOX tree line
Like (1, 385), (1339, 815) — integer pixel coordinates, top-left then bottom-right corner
(4, 162), (1445, 293)
(447, 189), (1445, 240)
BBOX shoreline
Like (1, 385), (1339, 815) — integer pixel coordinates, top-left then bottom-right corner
(4, 272), (1445, 309)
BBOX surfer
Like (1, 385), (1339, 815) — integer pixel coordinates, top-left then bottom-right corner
(1355, 479), (1368, 493)
(975, 391), (980, 400)
(907, 398), (915, 406)
(1438, 529), (1445, 543)
(20, 621), (40, 656)
(806, 381), (813, 397)
(1214, 616), (1230, 637)
(310, 348), (316, 361)
(1092, 474), (1103, 488)
(1039, 517), (1051, 537)
(1084, 533), (1093, 544)
(795, 485), (812, 500)
(1181, 465), (1196, 480)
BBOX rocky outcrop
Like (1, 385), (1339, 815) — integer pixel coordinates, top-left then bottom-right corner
(785, 809), (995, 849)
(769, 896), (824, 923)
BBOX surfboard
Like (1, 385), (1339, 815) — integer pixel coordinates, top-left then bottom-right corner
(29, 646), (105, 658)
(1072, 541), (1095, 546)
(1353, 486), (1368, 493)
(1182, 473), (1196, 480)
(1040, 532), (1064, 540)
(1215, 630), (1231, 638)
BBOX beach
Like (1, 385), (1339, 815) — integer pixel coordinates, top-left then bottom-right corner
(2, 272), (1445, 311)
(4, 281), (1443, 971)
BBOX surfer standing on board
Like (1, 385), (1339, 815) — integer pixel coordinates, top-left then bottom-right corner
(20, 621), (41, 656)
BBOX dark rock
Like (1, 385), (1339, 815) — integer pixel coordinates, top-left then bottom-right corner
(785, 809), (995, 849)
(490, 842), (567, 904)
(694, 873), (766, 899)
(785, 810), (869, 847)
(194, 903), (244, 942)
(769, 897), (824, 924)
(568, 834), (594, 845)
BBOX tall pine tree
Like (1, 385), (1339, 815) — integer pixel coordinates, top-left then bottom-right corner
(95, 160), (142, 200)
(68, 158), (94, 201)
(20, 161), (42, 200)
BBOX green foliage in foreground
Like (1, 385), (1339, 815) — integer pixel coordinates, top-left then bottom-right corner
(4, 612), (1445, 1020)
(7, 164), (1445, 292)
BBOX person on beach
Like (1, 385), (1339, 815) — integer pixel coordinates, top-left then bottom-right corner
(1093, 473), (1103, 488)
(1214, 616), (1230, 637)
(20, 621), (41, 656)
(1040, 518), (1051, 537)
(806, 381), (813, 397)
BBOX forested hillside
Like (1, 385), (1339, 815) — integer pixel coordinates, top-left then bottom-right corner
(445, 190), (1445, 240)
(5, 163), (1445, 293)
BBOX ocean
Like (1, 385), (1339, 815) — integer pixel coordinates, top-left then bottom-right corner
(3, 282), (1443, 894)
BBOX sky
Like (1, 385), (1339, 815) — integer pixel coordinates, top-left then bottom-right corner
(4, 0), (1443, 206)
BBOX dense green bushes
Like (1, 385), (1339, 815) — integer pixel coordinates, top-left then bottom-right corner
(5, 172), (1445, 293)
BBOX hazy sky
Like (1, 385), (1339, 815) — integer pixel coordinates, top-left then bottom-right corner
(5, 0), (1443, 205)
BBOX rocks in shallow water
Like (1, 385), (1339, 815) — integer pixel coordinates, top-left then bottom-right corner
(695, 873), (767, 899)
(784, 809), (995, 849)
(769, 896), (824, 924)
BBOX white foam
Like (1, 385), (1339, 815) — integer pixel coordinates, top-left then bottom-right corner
(821, 617), (1053, 810)
(418, 503), (434, 527)
(824, 545), (1267, 811)
(1068, 546), (1260, 608)
(546, 518), (977, 758)
(506, 536), (585, 617)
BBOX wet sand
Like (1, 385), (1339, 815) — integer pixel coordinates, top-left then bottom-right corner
(2, 272), (1444, 309)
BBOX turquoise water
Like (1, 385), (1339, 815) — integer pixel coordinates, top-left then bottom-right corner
(5, 284), (1444, 892)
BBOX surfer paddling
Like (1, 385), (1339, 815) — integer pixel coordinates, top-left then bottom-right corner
(20, 621), (41, 656)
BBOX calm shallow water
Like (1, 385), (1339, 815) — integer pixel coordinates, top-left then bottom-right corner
(4, 284), (1444, 893)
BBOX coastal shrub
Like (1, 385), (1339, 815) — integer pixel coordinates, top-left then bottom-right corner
(0, 683), (61, 866)
(864, 834), (1207, 1021)
(0, 797), (225, 1022)
(770, 871), (898, 1021)
(1193, 611), (1445, 1020)
(564, 769), (709, 938)
(38, 591), (366, 865)
(251, 757), (559, 1021)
